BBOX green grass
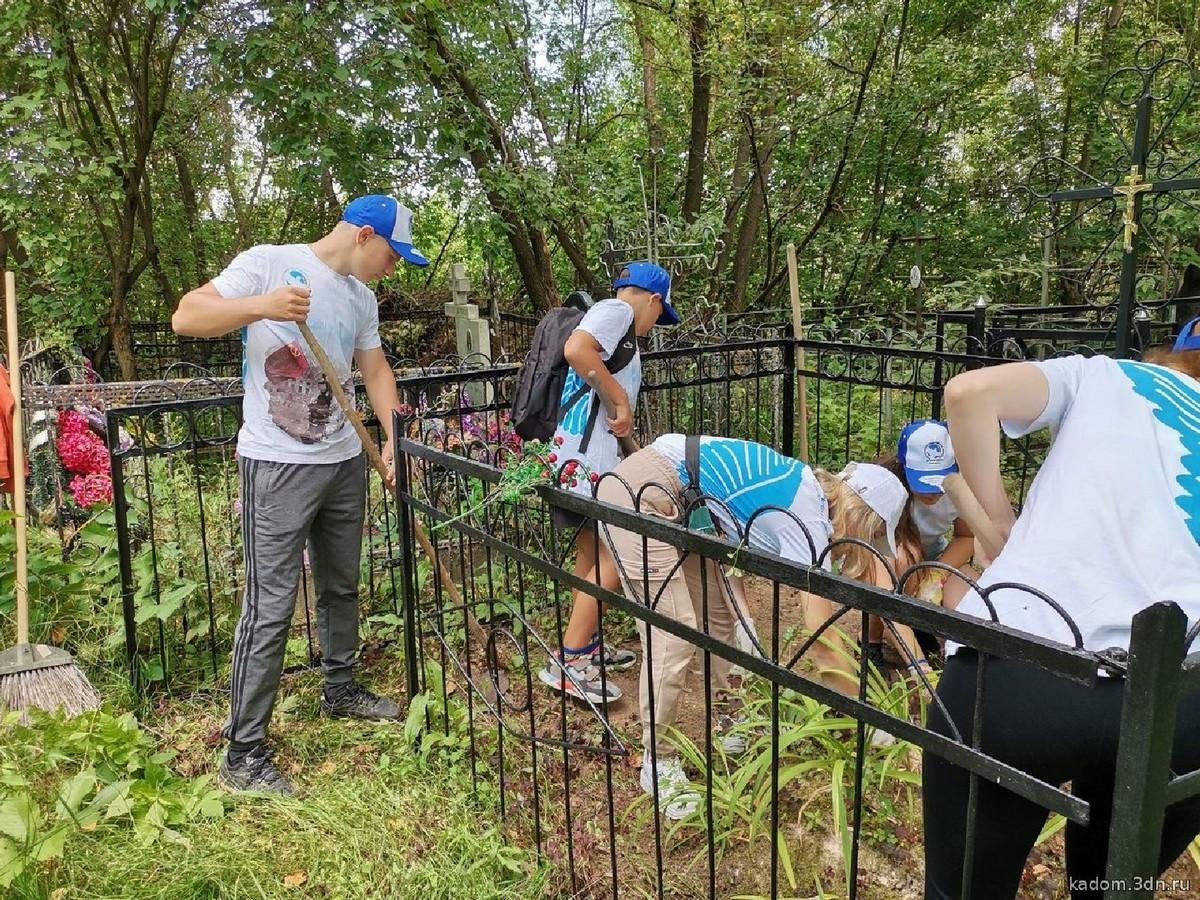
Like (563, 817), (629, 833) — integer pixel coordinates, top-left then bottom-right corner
(2, 651), (546, 900)
(26, 778), (536, 900)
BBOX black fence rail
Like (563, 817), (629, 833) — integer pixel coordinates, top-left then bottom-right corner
(391, 434), (1200, 899)
(100, 322), (243, 381)
(983, 304), (1179, 360)
(389, 340), (790, 468)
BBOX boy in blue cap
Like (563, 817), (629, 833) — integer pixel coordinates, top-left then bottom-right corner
(538, 261), (679, 705)
(174, 194), (428, 795)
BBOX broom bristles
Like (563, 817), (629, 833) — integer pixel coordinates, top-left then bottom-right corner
(0, 662), (101, 724)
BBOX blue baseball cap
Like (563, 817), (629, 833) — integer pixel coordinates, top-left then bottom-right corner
(342, 195), (429, 267)
(613, 261), (679, 326)
(897, 419), (958, 493)
(1173, 315), (1200, 351)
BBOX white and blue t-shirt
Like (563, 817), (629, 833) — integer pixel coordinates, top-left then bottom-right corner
(651, 435), (832, 568)
(950, 355), (1200, 654)
(552, 299), (641, 496)
(211, 244), (381, 464)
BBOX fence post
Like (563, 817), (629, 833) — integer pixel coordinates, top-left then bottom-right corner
(782, 324), (796, 458)
(969, 295), (988, 364)
(106, 412), (141, 700)
(1103, 601), (1187, 899)
(393, 421), (421, 702)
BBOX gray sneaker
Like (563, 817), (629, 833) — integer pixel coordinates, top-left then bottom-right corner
(218, 745), (294, 796)
(715, 691), (749, 755)
(590, 642), (637, 672)
(320, 681), (401, 720)
(538, 654), (623, 704)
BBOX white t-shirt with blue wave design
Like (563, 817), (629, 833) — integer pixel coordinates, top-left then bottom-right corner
(651, 435), (832, 568)
(950, 355), (1200, 654)
(551, 299), (641, 496)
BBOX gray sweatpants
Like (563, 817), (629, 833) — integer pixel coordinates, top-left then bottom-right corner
(224, 453), (367, 746)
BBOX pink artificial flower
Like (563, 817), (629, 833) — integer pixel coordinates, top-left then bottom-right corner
(57, 428), (109, 475)
(69, 472), (113, 507)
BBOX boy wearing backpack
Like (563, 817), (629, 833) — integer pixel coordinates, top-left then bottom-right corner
(534, 261), (678, 704)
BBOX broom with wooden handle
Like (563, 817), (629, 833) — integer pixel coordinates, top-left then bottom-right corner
(0, 271), (100, 719)
(295, 321), (488, 648)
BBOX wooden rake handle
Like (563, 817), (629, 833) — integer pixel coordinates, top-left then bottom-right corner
(5, 271), (28, 645)
(295, 321), (487, 647)
(583, 369), (639, 457)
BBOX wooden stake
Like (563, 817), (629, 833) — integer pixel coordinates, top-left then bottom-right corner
(5, 272), (28, 646)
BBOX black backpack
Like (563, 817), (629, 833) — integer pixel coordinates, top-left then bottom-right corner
(510, 306), (637, 445)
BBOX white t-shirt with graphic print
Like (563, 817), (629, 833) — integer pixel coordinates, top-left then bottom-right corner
(552, 299), (641, 496)
(210, 244), (381, 464)
(949, 355), (1200, 655)
(651, 434), (832, 569)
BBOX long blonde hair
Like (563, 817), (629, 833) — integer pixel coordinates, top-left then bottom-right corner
(813, 467), (887, 581)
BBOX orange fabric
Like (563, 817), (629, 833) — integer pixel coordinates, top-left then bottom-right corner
(0, 364), (19, 493)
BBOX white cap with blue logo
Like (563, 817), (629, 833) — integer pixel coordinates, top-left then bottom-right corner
(897, 419), (958, 493)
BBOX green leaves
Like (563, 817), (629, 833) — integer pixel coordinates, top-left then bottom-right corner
(0, 794), (37, 844)
(0, 793), (70, 886)
(0, 708), (229, 886)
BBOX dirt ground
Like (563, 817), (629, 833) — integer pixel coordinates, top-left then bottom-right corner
(430, 571), (1200, 898)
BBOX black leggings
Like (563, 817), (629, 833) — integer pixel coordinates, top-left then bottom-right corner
(923, 652), (1200, 900)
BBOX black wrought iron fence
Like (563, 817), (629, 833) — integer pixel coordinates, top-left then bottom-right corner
(105, 392), (400, 697)
(103, 334), (1079, 697)
(391, 434), (1200, 899)
(493, 311), (539, 360)
(100, 322), (243, 380)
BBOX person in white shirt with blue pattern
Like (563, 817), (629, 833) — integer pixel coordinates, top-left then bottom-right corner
(924, 317), (1200, 898)
(595, 434), (909, 819)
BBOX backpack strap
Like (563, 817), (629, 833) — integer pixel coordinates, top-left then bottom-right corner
(606, 322), (638, 376)
(678, 434), (704, 520)
(685, 434), (701, 492)
(557, 381), (590, 424)
(578, 322), (638, 453)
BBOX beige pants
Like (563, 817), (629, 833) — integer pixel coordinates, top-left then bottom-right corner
(597, 447), (738, 756)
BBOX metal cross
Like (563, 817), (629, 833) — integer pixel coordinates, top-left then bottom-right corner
(1027, 40), (1200, 357)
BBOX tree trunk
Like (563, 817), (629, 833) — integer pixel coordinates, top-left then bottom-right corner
(407, 8), (559, 311)
(680, 0), (712, 223)
(709, 128), (752, 299)
(727, 108), (774, 313)
(108, 273), (136, 381)
(222, 119), (252, 248)
(138, 170), (176, 315)
(173, 144), (207, 281)
(631, 4), (663, 154)
(0, 226), (29, 270)
(552, 221), (598, 290)
(1063, 1), (1123, 303)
